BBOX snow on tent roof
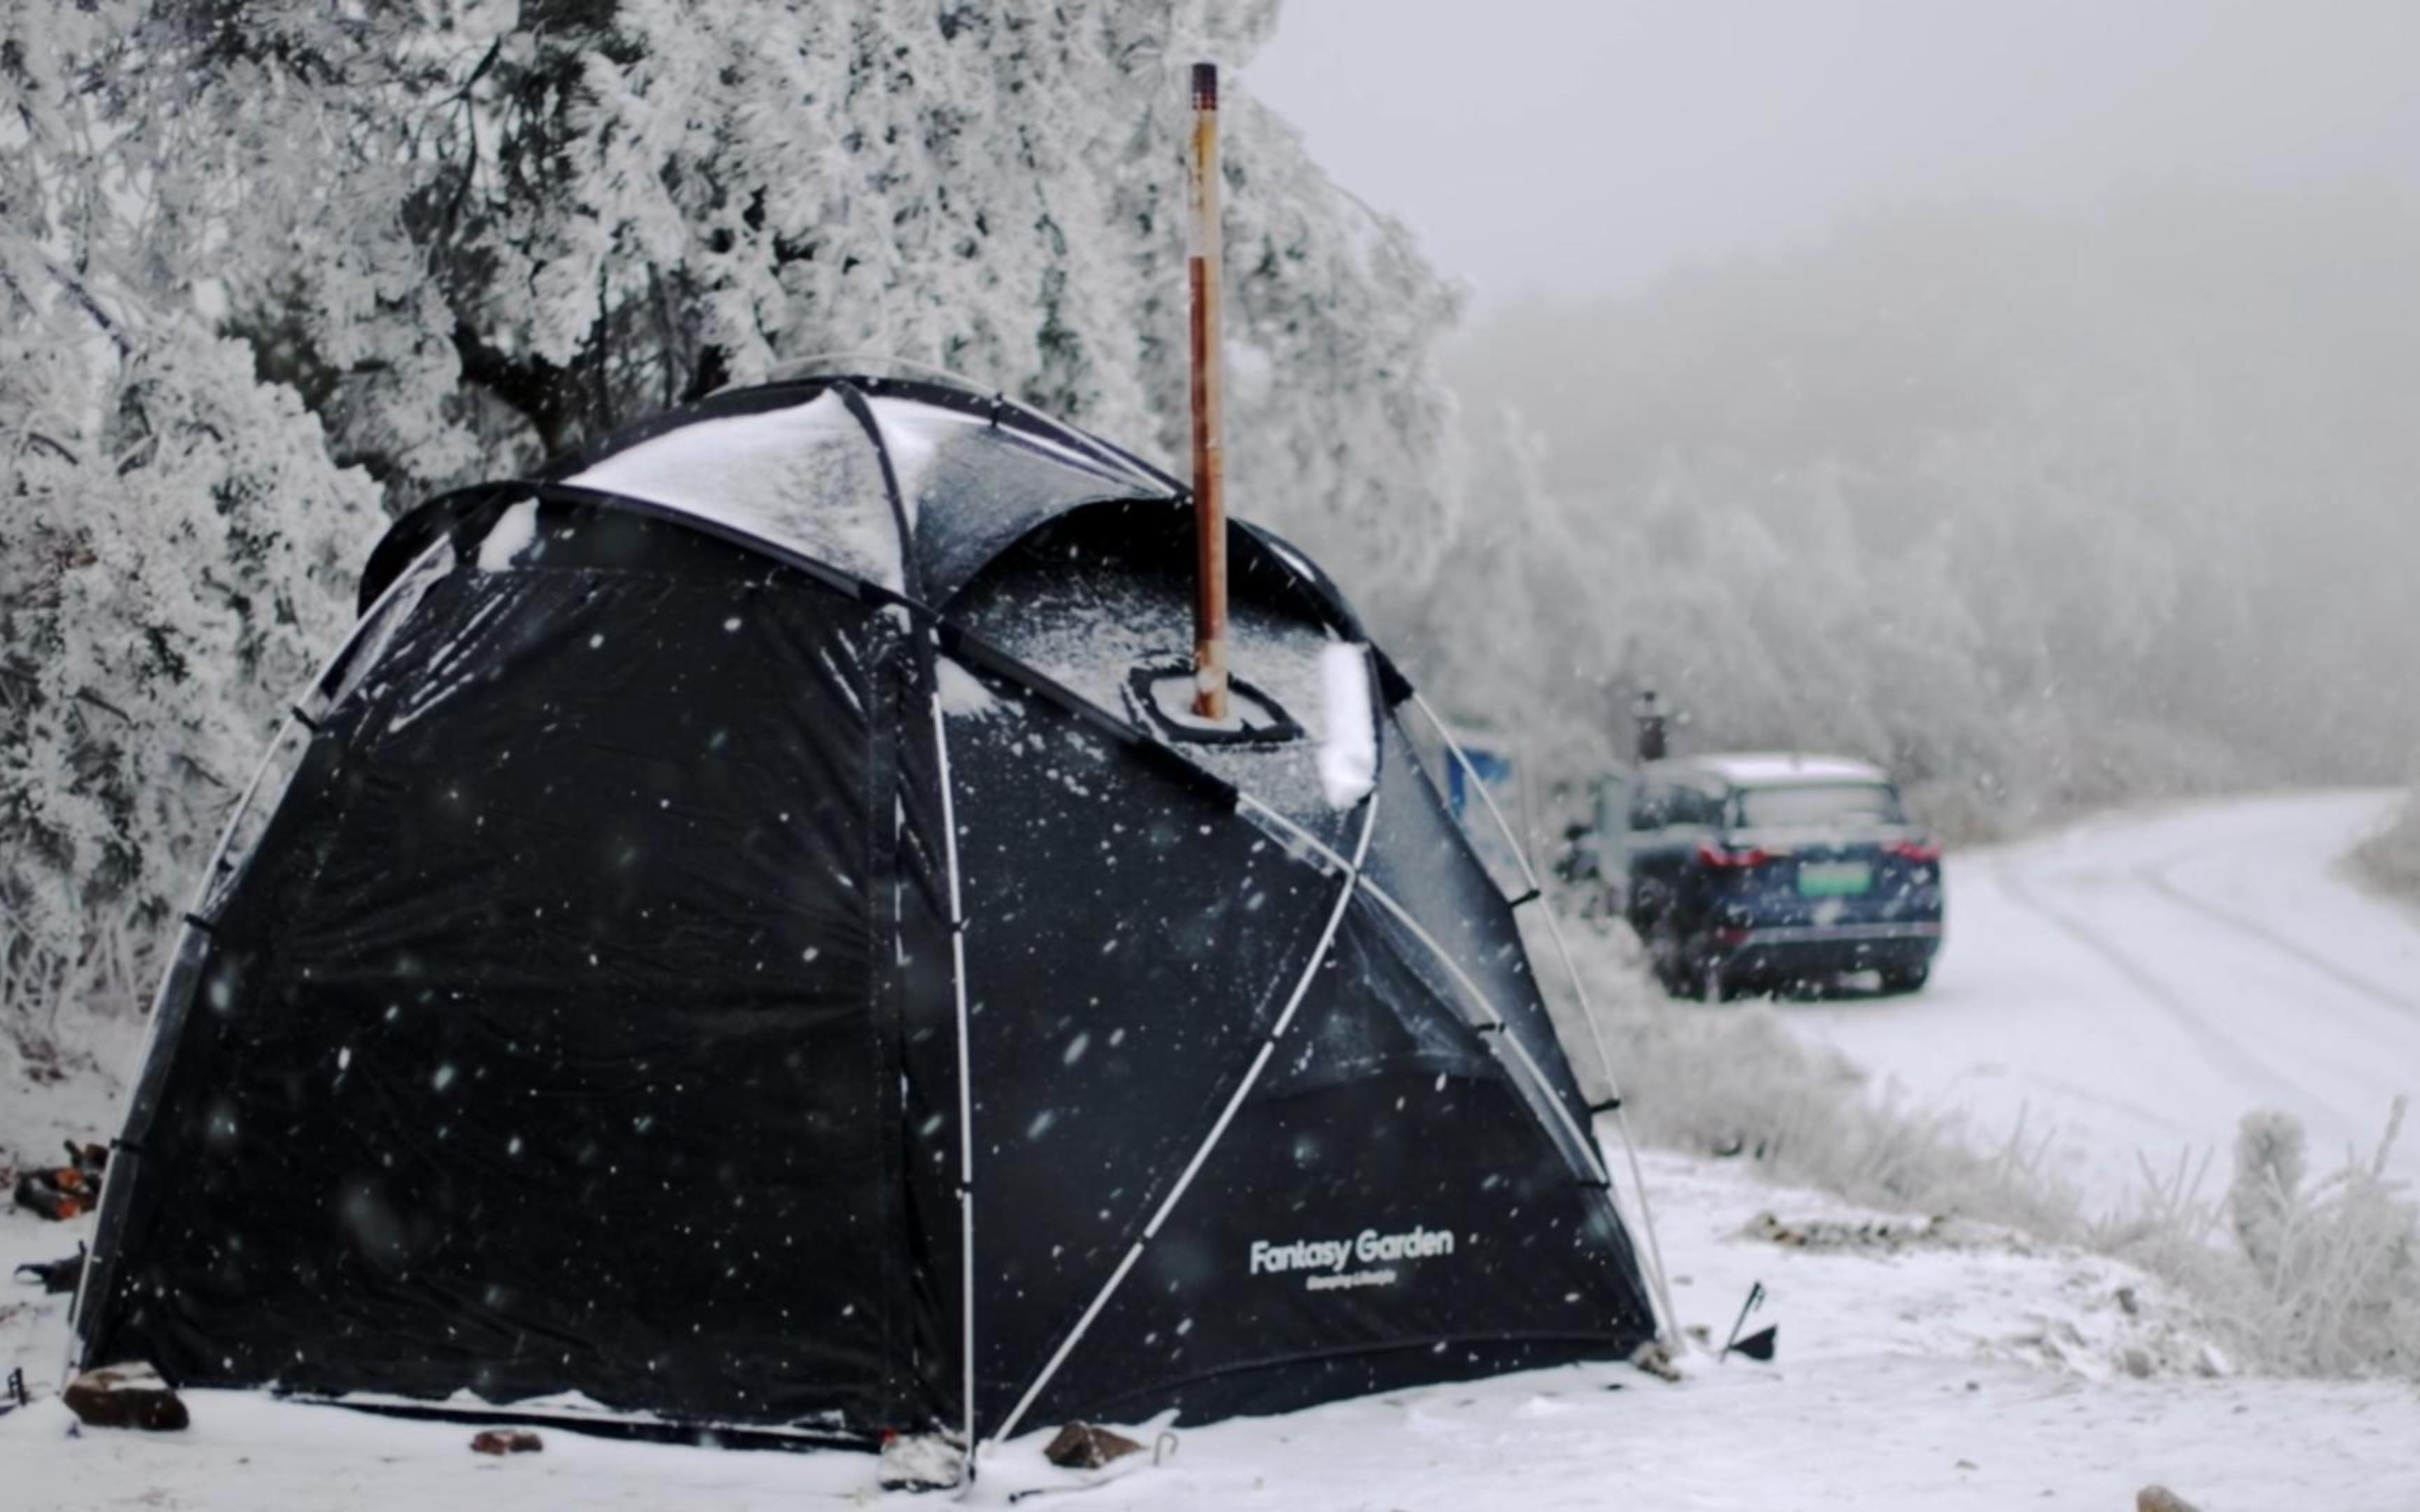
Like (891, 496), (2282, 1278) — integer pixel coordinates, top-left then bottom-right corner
(562, 391), (905, 590)
(859, 391), (1167, 604)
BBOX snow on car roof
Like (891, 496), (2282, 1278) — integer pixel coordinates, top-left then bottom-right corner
(1662, 752), (1892, 787)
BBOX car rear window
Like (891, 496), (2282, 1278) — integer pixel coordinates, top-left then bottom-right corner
(1734, 782), (1905, 829)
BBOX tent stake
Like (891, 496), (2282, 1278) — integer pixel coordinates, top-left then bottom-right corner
(1187, 61), (1230, 722)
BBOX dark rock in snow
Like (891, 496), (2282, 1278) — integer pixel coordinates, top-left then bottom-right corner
(470, 1428), (544, 1455)
(63, 1364), (189, 1431)
(2138, 1488), (2201, 1512)
(1043, 1421), (1145, 1469)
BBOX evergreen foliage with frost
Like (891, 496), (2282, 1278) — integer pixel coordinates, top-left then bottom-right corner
(4, 5), (381, 1050)
(137, 0), (1461, 581)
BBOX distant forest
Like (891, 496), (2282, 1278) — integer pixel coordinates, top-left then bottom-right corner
(1438, 187), (2420, 836)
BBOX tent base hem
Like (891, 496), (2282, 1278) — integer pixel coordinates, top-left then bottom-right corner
(1026, 1329), (1646, 1435)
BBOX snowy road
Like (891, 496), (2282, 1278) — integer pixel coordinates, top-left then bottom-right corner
(1786, 789), (2420, 1207)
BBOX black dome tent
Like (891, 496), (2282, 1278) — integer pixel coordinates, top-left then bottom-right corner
(71, 368), (1671, 1460)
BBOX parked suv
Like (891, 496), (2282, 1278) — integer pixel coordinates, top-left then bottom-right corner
(1622, 753), (1943, 999)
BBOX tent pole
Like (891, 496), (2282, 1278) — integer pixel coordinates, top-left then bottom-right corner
(1403, 692), (1683, 1350)
(928, 658), (982, 1478)
(1187, 61), (1230, 722)
(984, 776), (1382, 1450)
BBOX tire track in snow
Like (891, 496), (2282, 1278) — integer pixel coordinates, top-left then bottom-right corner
(2005, 1065), (2200, 1140)
(1994, 860), (2328, 1114)
(2136, 862), (2419, 1020)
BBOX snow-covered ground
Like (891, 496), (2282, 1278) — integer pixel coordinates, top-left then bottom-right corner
(8, 1144), (2415, 1510)
(1789, 789), (2420, 1208)
(6, 791), (2419, 1508)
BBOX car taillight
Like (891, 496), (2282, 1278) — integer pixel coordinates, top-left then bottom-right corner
(1696, 840), (1774, 869)
(1884, 839), (1942, 863)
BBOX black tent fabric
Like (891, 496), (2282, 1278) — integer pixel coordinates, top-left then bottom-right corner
(74, 371), (1659, 1452)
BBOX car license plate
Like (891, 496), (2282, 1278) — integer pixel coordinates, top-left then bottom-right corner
(1797, 862), (1872, 897)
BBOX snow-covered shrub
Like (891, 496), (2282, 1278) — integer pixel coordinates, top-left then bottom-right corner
(1, 323), (380, 1053)
(2101, 1105), (2420, 1378)
(2229, 1111), (2309, 1279)
(2223, 1106), (2419, 1376)
(2354, 792), (2420, 904)
(1538, 904), (2420, 1378)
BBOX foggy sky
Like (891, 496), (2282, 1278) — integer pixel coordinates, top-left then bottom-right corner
(1250, 0), (2420, 307)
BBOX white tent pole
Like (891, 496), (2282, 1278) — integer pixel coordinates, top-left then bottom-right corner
(929, 655), (982, 1477)
(1403, 692), (1682, 1348)
(983, 783), (1381, 1450)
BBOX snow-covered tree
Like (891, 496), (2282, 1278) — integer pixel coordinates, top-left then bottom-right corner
(3, 8), (380, 1054)
(132, 0), (1463, 583)
(4, 0), (1477, 1052)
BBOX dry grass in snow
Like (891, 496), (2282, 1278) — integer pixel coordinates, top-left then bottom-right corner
(1532, 904), (2420, 1382)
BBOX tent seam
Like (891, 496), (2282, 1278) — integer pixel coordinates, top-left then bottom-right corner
(1234, 794), (1622, 1195)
